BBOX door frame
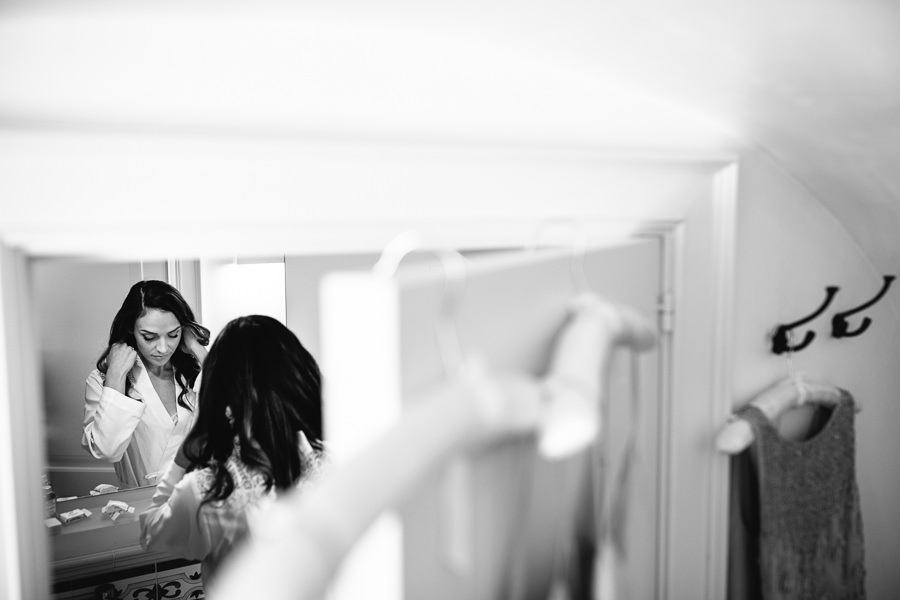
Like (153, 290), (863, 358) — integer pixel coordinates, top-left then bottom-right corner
(0, 146), (736, 600)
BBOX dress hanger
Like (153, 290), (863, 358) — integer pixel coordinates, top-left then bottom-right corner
(539, 293), (655, 458)
(373, 230), (477, 574)
(526, 220), (655, 457)
(528, 219), (591, 294)
(374, 230), (469, 380)
(715, 372), (845, 454)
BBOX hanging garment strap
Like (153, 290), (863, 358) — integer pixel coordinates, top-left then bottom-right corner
(593, 351), (642, 600)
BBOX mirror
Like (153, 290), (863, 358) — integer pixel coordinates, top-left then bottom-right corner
(35, 257), (171, 497)
(35, 253), (382, 498)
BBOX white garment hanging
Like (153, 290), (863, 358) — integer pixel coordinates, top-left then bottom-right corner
(592, 352), (642, 600)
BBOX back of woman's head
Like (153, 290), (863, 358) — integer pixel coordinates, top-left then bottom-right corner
(184, 315), (323, 502)
(97, 280), (205, 401)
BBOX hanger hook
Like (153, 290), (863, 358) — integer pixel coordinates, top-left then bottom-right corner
(771, 286), (839, 354)
(785, 332), (796, 379)
(528, 220), (590, 293)
(831, 275), (895, 338)
(374, 231), (468, 380)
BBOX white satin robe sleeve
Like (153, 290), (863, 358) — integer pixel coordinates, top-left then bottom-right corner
(82, 369), (146, 462)
(139, 462), (210, 561)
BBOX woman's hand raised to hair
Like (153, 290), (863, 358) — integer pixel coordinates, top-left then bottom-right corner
(180, 322), (210, 365)
(106, 343), (138, 395)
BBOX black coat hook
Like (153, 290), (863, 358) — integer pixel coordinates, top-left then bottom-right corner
(832, 275), (895, 338)
(771, 286), (840, 354)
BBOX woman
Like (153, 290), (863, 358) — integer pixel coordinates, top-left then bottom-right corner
(83, 279), (209, 489)
(139, 315), (325, 587)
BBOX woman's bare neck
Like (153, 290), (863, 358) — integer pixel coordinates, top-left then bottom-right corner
(146, 363), (174, 379)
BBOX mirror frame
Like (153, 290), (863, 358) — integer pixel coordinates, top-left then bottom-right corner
(0, 147), (737, 600)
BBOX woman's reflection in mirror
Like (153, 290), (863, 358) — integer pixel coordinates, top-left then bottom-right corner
(82, 279), (210, 489)
(139, 315), (326, 588)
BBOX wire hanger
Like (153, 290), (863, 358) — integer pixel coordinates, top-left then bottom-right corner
(374, 230), (469, 381)
(771, 286), (840, 354)
(832, 274), (895, 338)
(374, 230), (477, 575)
(528, 219), (591, 294)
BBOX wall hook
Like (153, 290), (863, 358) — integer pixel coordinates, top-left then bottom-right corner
(771, 286), (840, 354)
(831, 275), (895, 338)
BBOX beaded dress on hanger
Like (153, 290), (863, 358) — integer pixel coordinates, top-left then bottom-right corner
(727, 390), (866, 599)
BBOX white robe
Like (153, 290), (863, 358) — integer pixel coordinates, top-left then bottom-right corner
(82, 358), (198, 488)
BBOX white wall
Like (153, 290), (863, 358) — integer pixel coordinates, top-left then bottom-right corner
(283, 254), (380, 360)
(733, 151), (900, 599)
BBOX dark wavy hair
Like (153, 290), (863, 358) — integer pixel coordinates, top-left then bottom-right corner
(182, 315), (324, 506)
(97, 279), (208, 409)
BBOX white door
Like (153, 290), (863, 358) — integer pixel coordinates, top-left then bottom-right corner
(321, 237), (663, 600)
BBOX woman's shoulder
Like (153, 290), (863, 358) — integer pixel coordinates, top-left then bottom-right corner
(300, 446), (331, 487)
(188, 465), (217, 497)
(192, 455), (270, 506)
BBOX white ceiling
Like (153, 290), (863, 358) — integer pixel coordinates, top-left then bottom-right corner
(0, 0), (898, 260)
(395, 0), (900, 259)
